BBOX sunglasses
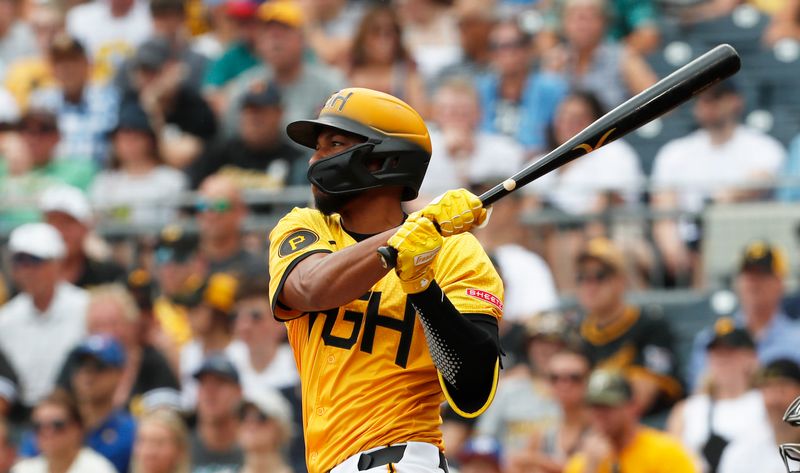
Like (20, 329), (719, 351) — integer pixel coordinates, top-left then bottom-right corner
(490, 39), (526, 51)
(196, 198), (233, 213)
(77, 358), (114, 373)
(32, 419), (70, 434)
(12, 253), (47, 267)
(576, 268), (615, 284)
(22, 125), (58, 135)
(548, 372), (586, 384)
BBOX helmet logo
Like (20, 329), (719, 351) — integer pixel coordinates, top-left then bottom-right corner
(325, 91), (354, 113)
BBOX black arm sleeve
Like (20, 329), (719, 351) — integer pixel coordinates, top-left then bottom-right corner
(408, 281), (501, 417)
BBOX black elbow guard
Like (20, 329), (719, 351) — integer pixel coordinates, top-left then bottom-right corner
(408, 281), (501, 416)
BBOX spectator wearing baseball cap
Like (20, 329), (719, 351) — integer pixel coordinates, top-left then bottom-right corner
(761, 359), (800, 444)
(40, 185), (127, 289)
(456, 436), (502, 473)
(667, 317), (775, 473)
(28, 32), (120, 166)
(687, 241), (800, 391)
(222, 0), (345, 139)
(187, 80), (305, 190)
(238, 389), (294, 473)
(0, 223), (88, 409)
(564, 369), (696, 473)
(191, 354), (244, 472)
(574, 237), (683, 419)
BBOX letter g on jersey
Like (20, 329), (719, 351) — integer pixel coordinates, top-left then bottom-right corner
(278, 230), (319, 257)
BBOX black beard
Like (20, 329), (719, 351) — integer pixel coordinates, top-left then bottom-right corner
(312, 188), (361, 215)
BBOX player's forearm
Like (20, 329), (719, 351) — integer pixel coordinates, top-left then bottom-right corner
(280, 229), (396, 312)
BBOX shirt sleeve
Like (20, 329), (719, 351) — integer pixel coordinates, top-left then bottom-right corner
(434, 233), (504, 320)
(268, 208), (336, 320)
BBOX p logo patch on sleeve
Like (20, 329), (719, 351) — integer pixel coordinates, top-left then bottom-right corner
(278, 230), (319, 257)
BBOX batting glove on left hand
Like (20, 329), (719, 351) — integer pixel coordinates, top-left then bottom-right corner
(387, 213), (443, 294)
(419, 189), (488, 236)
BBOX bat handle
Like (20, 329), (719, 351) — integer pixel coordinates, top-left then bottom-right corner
(377, 245), (398, 269)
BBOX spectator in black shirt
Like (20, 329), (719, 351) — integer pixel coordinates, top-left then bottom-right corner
(186, 81), (306, 189)
(39, 186), (126, 290)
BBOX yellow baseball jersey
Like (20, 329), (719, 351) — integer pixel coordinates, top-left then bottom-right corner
(268, 208), (503, 473)
(564, 428), (699, 473)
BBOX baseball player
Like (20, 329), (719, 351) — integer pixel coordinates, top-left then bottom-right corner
(268, 88), (504, 473)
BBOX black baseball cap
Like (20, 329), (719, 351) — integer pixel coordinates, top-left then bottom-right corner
(739, 241), (788, 278)
(133, 37), (174, 71)
(585, 370), (633, 407)
(706, 317), (755, 351)
(193, 354), (240, 384)
(155, 225), (198, 264)
(241, 81), (282, 109)
(759, 359), (800, 385)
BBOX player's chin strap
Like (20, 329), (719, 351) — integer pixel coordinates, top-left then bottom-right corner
(408, 281), (502, 417)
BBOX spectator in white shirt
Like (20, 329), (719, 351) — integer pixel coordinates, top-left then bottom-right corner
(651, 80), (786, 286)
(0, 223), (88, 408)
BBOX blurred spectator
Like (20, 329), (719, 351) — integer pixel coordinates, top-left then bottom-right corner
(12, 391), (116, 473)
(199, 0), (260, 113)
(122, 37), (217, 169)
(0, 350), (18, 419)
(507, 347), (593, 473)
(651, 82), (786, 286)
(179, 273), (246, 410)
(149, 0), (208, 92)
(190, 355), (244, 472)
(0, 419), (15, 473)
(563, 370), (696, 473)
(20, 336), (136, 473)
(0, 223), (88, 409)
(40, 186), (126, 289)
(300, 0), (364, 68)
(30, 33), (120, 166)
(230, 278), (298, 399)
(0, 0), (38, 81)
(456, 436), (503, 473)
(0, 108), (97, 226)
(196, 174), (266, 277)
(765, 0), (800, 45)
(130, 408), (191, 473)
(687, 242), (800, 390)
(187, 81), (306, 189)
(65, 0), (153, 82)
(778, 131), (800, 202)
(224, 0), (345, 136)
(667, 321), (772, 473)
(346, 5), (427, 116)
(540, 0), (661, 54)
(475, 312), (564, 454)
(397, 0), (461, 81)
(476, 18), (567, 153)
(56, 285), (181, 415)
(556, 0), (657, 110)
(90, 102), (187, 226)
(152, 225), (204, 351)
(750, 359), (800, 473)
(523, 91), (645, 290)
(3, 1), (62, 110)
(574, 238), (683, 418)
(238, 390), (294, 473)
(0, 87), (19, 126)
(436, 0), (495, 84)
(418, 78), (524, 199)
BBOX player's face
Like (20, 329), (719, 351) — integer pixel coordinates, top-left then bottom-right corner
(310, 128), (367, 215)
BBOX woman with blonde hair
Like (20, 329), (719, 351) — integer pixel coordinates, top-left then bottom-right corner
(130, 409), (190, 473)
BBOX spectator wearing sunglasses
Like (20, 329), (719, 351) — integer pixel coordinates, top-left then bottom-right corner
(12, 391), (116, 473)
(130, 408), (190, 473)
(238, 389), (294, 473)
(575, 237), (682, 420)
(0, 223), (88, 410)
(20, 335), (136, 473)
(195, 174), (266, 278)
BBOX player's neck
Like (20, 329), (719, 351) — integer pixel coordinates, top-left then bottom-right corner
(339, 191), (405, 235)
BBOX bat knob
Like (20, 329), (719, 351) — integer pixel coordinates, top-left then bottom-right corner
(377, 246), (398, 269)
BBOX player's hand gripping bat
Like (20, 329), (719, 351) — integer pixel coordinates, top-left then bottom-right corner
(378, 43), (742, 269)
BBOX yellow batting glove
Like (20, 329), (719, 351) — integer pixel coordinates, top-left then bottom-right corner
(387, 214), (443, 294)
(419, 189), (488, 236)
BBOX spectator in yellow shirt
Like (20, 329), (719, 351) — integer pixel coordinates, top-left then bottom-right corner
(564, 369), (698, 473)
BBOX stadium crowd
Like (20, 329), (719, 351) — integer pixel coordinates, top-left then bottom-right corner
(2, 0), (800, 471)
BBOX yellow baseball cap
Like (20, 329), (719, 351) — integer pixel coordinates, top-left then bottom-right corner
(739, 240), (788, 278)
(576, 237), (625, 273)
(257, 0), (304, 27)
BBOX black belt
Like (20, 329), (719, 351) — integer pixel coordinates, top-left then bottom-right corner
(357, 445), (448, 472)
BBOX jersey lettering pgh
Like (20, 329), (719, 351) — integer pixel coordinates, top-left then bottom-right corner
(268, 208), (503, 473)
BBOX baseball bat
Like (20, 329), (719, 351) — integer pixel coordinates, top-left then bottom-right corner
(378, 43), (741, 269)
